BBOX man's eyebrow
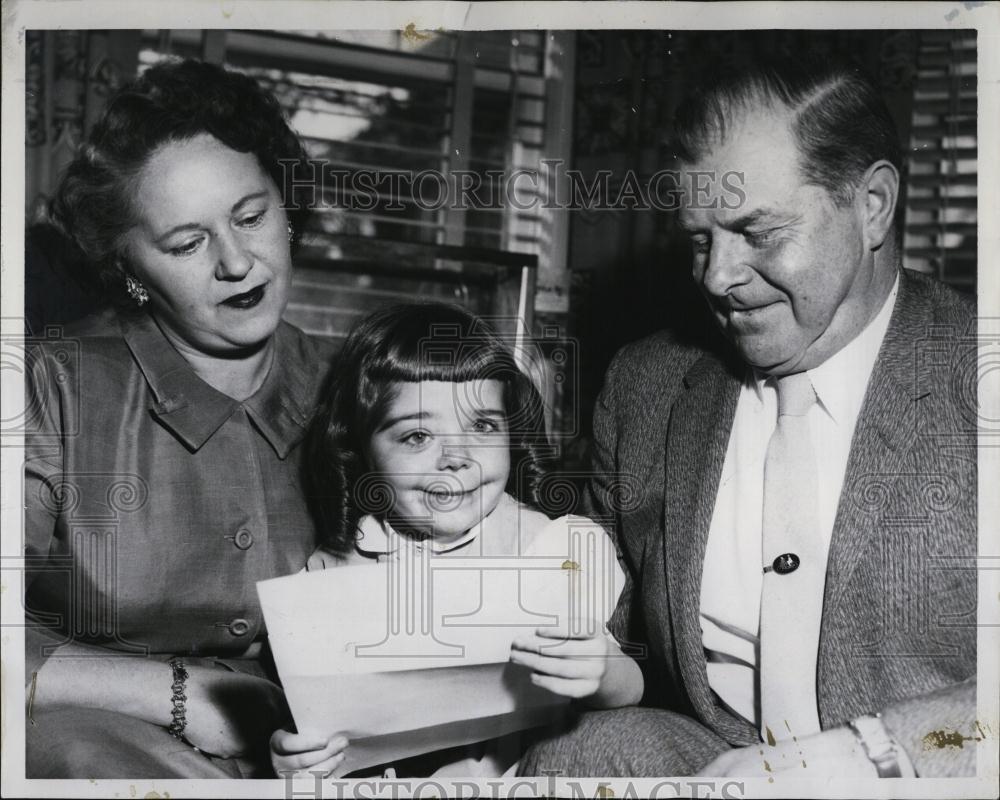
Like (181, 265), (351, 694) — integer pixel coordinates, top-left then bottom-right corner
(720, 208), (784, 231)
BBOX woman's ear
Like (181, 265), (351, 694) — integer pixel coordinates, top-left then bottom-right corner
(860, 159), (899, 251)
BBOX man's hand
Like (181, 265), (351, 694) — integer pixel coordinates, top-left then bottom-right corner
(270, 729), (349, 778)
(696, 727), (878, 778)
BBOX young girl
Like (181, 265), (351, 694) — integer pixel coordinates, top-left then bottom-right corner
(270, 303), (643, 778)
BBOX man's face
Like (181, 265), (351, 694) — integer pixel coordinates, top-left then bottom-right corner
(678, 109), (885, 375)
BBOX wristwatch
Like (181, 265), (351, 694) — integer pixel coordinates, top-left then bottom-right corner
(848, 713), (914, 778)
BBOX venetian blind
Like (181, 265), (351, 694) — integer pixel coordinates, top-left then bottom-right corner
(903, 30), (977, 290)
(137, 29), (554, 338)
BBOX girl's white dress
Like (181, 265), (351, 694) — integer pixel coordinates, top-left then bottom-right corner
(304, 492), (626, 777)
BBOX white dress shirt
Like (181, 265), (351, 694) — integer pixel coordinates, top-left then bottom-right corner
(699, 274), (899, 728)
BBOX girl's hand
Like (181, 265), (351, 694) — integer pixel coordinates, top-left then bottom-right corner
(270, 729), (349, 778)
(509, 619), (610, 699)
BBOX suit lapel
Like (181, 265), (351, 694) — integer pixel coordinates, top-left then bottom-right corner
(662, 351), (756, 742)
(823, 271), (930, 628)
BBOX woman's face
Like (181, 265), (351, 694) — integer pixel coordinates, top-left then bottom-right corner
(124, 133), (292, 356)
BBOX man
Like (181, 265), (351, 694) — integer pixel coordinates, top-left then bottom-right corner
(521, 55), (978, 778)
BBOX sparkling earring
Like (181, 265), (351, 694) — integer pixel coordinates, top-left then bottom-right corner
(125, 275), (149, 307)
(287, 221), (294, 243)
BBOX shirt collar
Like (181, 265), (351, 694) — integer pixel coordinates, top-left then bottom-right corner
(121, 312), (239, 452)
(121, 313), (321, 457)
(747, 272), (899, 426)
(242, 321), (321, 459)
(355, 493), (517, 557)
(807, 272), (899, 426)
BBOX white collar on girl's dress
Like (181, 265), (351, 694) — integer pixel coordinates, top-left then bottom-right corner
(354, 493), (519, 557)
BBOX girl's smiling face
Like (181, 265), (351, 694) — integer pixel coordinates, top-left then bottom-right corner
(367, 380), (510, 544)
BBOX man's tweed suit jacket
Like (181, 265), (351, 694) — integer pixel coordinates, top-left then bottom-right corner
(585, 268), (977, 762)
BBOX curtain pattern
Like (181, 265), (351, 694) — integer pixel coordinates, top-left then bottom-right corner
(24, 31), (141, 333)
(25, 30), (140, 223)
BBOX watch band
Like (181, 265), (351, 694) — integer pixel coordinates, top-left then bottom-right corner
(849, 713), (911, 778)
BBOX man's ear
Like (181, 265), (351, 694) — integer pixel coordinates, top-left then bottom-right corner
(860, 160), (899, 251)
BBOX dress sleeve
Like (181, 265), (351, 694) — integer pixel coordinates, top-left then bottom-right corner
(525, 513), (626, 633)
(22, 341), (71, 683)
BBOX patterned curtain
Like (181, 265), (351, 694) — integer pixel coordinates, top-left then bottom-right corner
(25, 30), (142, 222)
(24, 30), (141, 332)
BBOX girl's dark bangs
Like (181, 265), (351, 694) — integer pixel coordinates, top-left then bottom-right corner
(374, 339), (510, 384)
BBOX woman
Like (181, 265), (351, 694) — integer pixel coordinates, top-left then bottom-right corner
(23, 59), (335, 778)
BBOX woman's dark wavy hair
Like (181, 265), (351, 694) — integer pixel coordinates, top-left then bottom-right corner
(306, 302), (551, 557)
(50, 58), (313, 308)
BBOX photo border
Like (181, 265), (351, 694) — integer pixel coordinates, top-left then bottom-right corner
(2, 2), (997, 798)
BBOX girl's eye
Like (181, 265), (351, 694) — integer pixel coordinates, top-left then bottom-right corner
(169, 238), (203, 257)
(400, 431), (430, 447)
(237, 210), (267, 229)
(471, 419), (500, 434)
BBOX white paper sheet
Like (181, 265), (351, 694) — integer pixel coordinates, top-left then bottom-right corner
(257, 548), (597, 772)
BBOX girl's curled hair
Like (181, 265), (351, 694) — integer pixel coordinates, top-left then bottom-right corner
(305, 302), (550, 557)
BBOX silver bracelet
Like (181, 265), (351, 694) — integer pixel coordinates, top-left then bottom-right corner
(167, 657), (189, 740)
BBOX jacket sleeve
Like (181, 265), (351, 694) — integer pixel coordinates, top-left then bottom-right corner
(577, 350), (648, 667)
(880, 676), (977, 776)
(875, 283), (979, 777)
(579, 348), (623, 528)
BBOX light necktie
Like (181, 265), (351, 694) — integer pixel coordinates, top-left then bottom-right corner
(759, 372), (825, 743)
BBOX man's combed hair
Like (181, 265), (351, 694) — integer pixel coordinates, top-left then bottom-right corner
(672, 53), (903, 208)
(51, 59), (313, 307)
(305, 303), (551, 558)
